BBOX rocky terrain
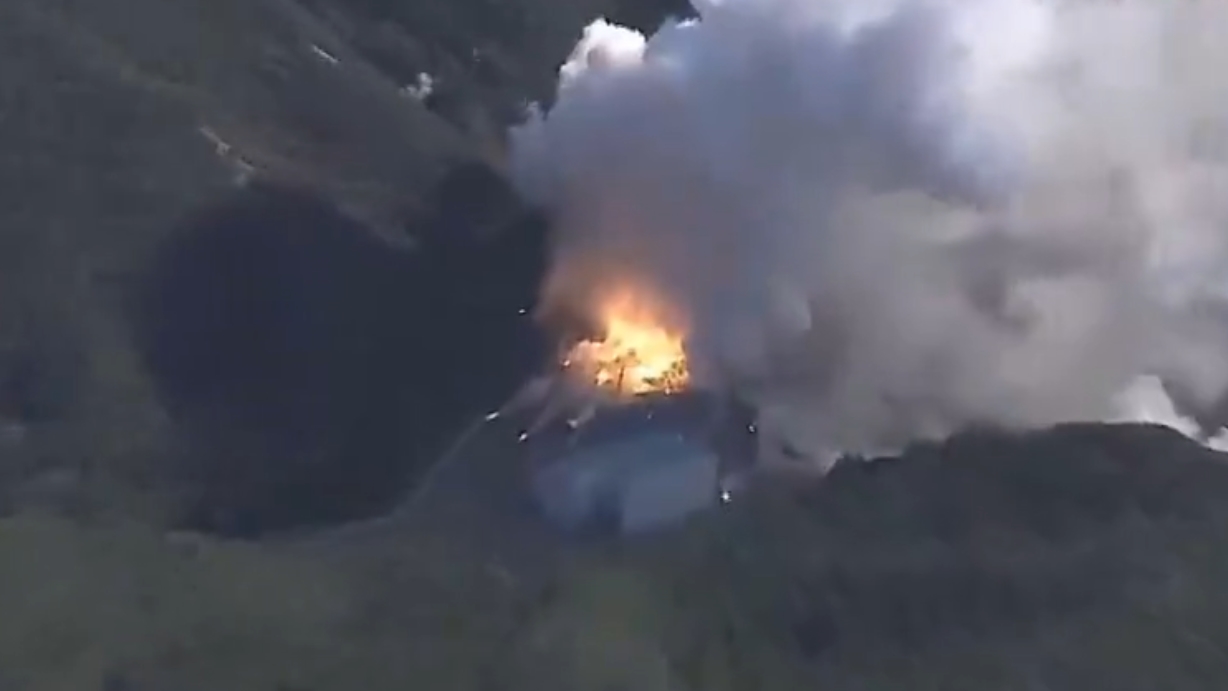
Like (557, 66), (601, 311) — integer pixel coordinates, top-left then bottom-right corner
(3, 0), (1228, 689)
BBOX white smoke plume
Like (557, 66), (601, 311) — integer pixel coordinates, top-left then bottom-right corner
(509, 0), (1228, 459)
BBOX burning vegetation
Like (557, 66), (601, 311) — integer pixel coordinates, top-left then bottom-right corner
(562, 288), (690, 397)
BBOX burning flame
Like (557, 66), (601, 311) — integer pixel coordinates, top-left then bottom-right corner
(563, 290), (690, 396)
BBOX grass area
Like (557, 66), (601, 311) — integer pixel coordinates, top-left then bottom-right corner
(0, 511), (540, 691)
(0, 514), (350, 691)
(3, 425), (1228, 690)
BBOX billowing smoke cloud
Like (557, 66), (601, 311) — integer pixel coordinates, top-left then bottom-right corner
(509, 0), (1228, 459)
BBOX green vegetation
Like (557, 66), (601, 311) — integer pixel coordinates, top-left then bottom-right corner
(5, 423), (1228, 691)
(0, 514), (349, 690)
(7, 424), (1228, 687)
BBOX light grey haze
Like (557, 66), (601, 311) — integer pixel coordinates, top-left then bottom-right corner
(510, 0), (1228, 459)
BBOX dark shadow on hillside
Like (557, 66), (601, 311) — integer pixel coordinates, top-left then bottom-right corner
(764, 423), (1228, 657)
(136, 174), (552, 537)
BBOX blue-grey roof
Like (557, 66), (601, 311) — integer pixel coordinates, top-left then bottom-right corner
(526, 390), (723, 466)
(542, 430), (712, 479)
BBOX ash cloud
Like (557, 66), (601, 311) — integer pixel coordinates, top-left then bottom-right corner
(510, 0), (1228, 459)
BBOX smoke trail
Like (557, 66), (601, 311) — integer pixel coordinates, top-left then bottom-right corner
(510, 0), (1228, 458)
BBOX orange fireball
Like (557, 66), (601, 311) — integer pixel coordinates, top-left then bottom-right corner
(563, 289), (689, 396)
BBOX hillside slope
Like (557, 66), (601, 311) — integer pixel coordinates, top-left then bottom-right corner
(3, 0), (1228, 690)
(3, 424), (1228, 690)
(0, 0), (601, 525)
